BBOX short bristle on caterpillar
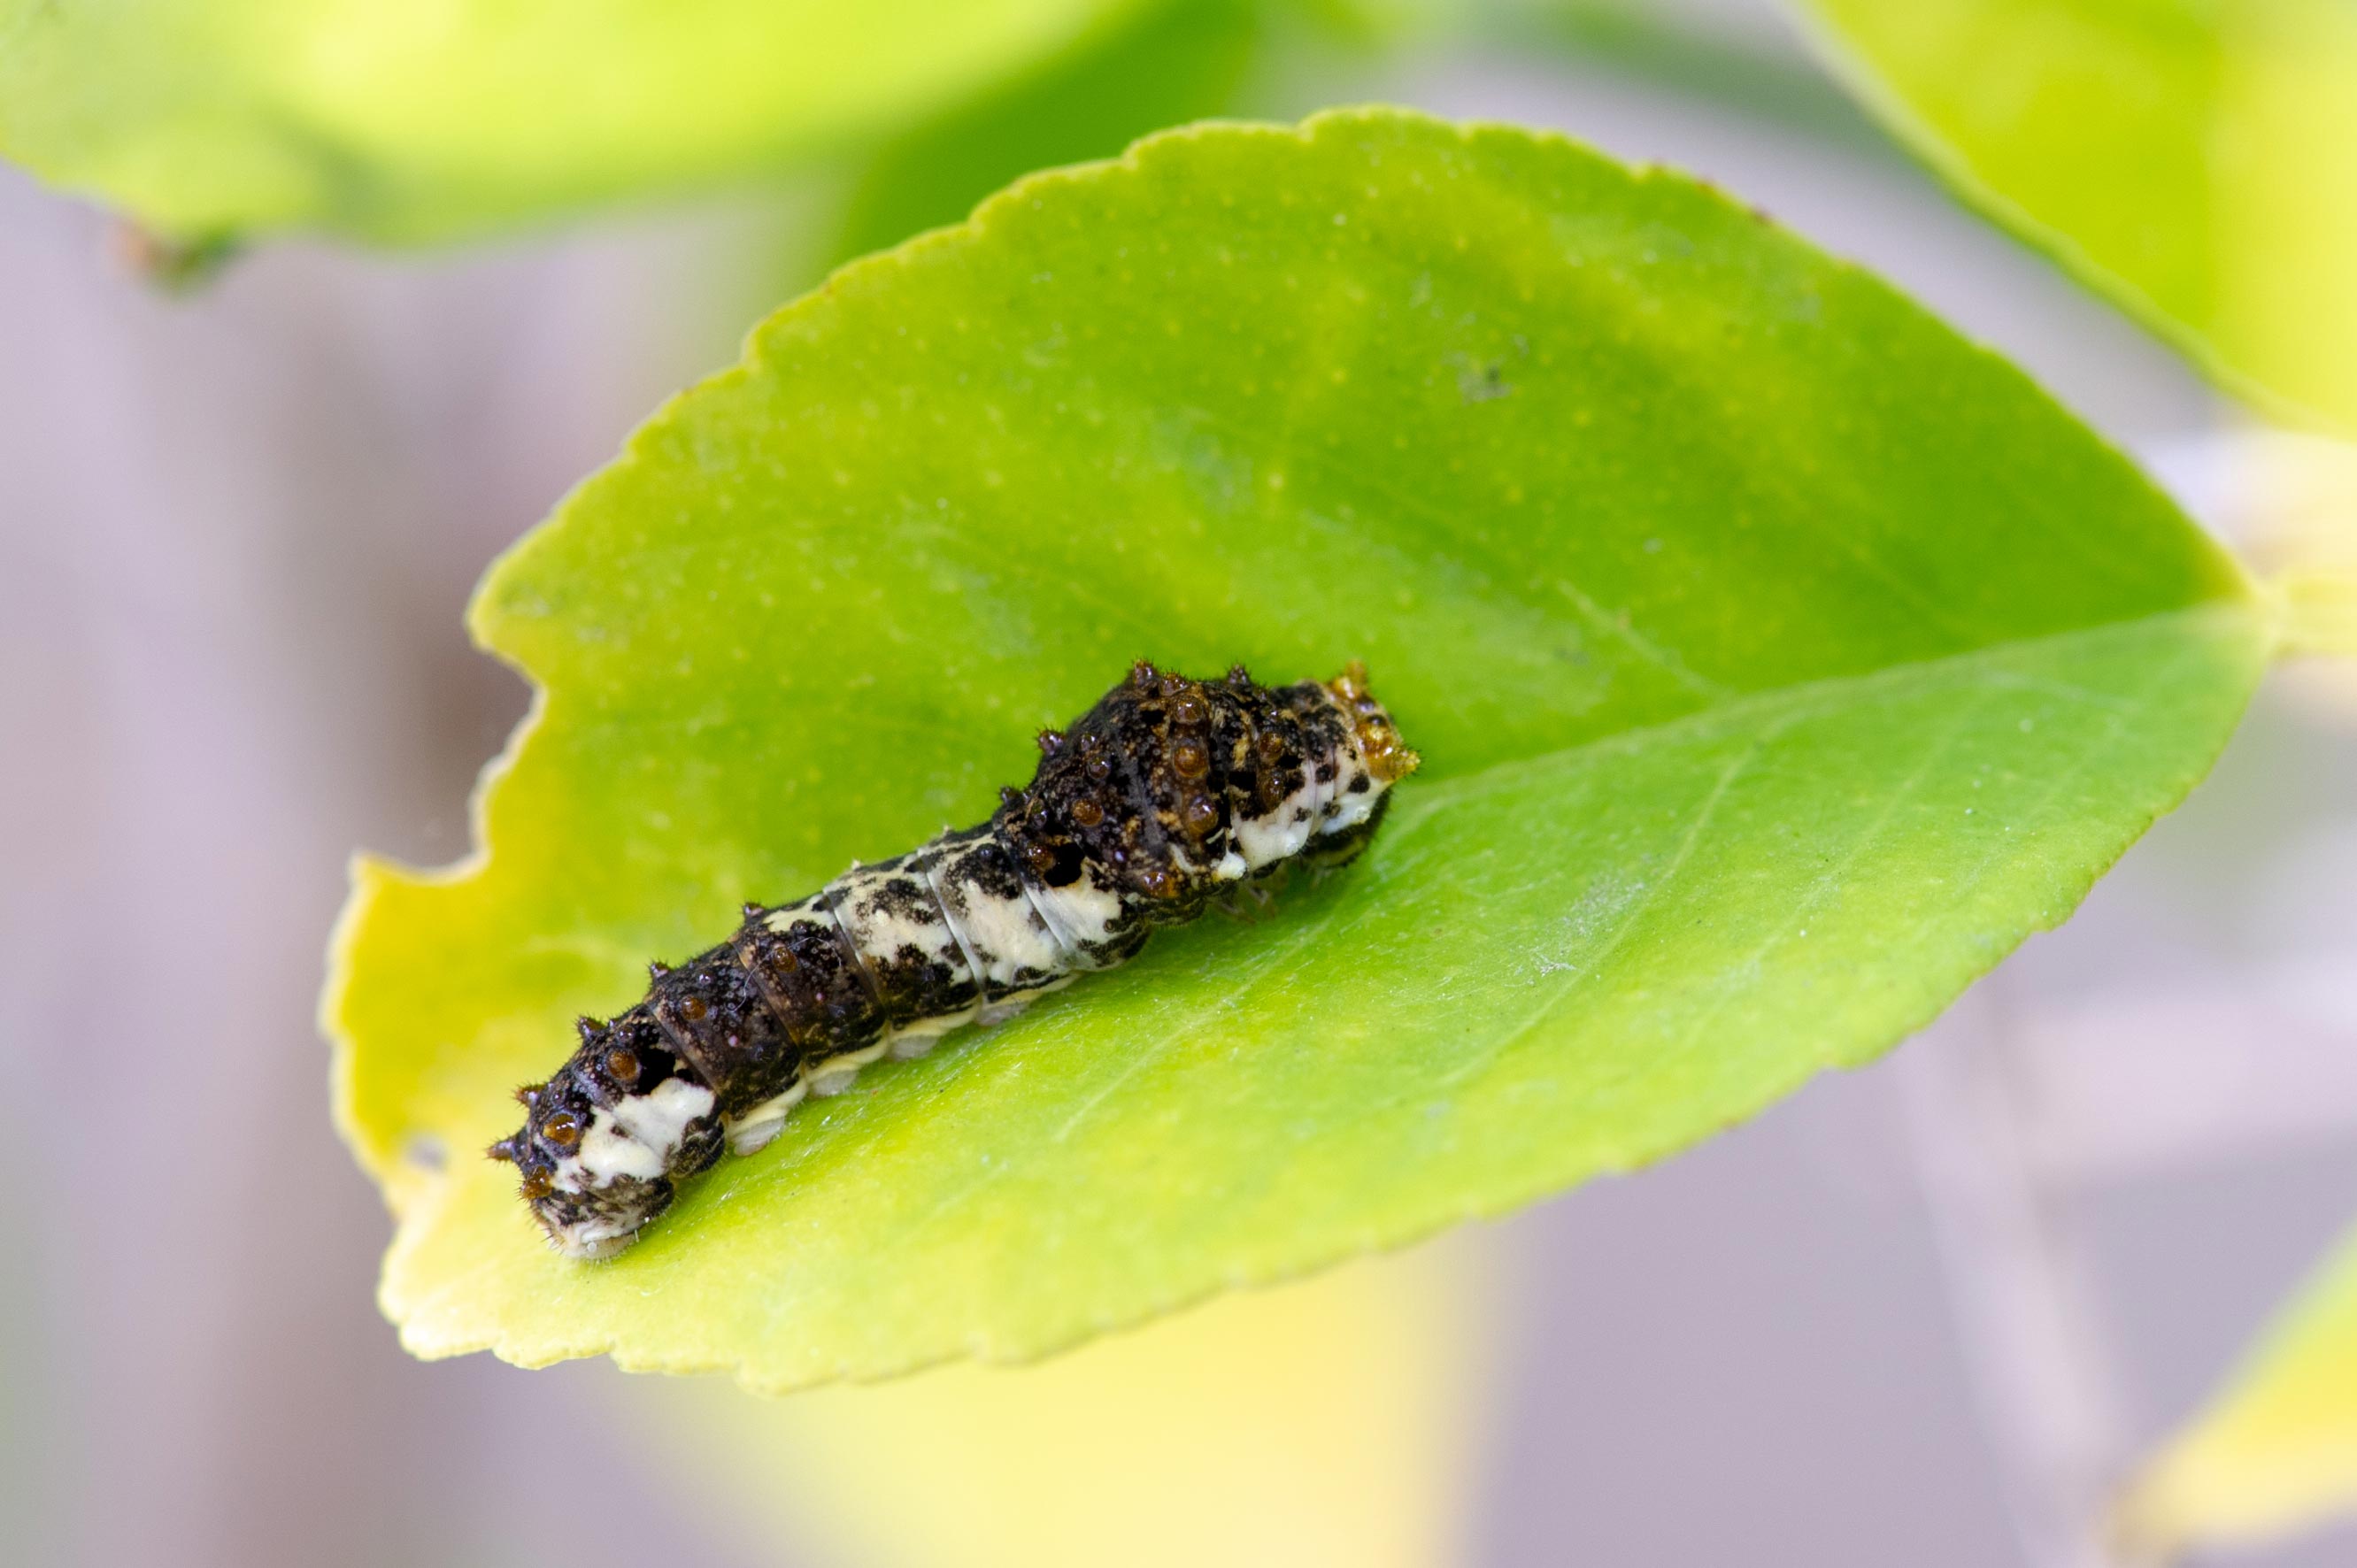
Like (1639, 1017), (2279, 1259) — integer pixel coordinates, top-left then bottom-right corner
(494, 662), (1419, 1258)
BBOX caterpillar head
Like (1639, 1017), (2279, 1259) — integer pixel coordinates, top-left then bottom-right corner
(488, 1014), (722, 1259)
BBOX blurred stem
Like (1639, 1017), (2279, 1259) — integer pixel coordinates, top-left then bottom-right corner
(1902, 980), (2135, 1568)
(105, 220), (240, 293)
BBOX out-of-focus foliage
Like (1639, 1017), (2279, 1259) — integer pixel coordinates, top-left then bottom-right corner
(2121, 431), (2357, 1551)
(823, 0), (1262, 273)
(2285, 570), (2357, 662)
(2255, 447), (2357, 661)
(1513, 0), (1888, 145)
(1800, 0), (2357, 434)
(2272, 512), (2357, 667)
(2124, 1219), (2357, 1555)
(666, 1242), (1490, 1568)
(2176, 434), (2357, 696)
(0, 0), (1142, 243)
(326, 110), (2268, 1391)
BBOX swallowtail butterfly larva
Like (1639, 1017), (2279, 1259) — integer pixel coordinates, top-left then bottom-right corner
(489, 660), (1419, 1257)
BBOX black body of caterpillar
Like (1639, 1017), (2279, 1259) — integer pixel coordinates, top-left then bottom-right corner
(489, 660), (1420, 1257)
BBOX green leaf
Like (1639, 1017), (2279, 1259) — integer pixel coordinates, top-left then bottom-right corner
(1798, 0), (2357, 434)
(327, 109), (2271, 1388)
(2122, 1218), (2357, 1554)
(0, 0), (1139, 244)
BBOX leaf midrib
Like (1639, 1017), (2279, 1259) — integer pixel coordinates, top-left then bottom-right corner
(1396, 598), (2253, 814)
(708, 599), (2251, 1232)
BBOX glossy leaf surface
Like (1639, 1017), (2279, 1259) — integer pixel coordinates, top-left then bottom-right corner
(327, 110), (2268, 1387)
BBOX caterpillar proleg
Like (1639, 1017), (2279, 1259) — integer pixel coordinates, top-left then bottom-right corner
(489, 660), (1419, 1257)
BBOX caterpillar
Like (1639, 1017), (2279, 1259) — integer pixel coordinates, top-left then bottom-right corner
(489, 660), (1420, 1258)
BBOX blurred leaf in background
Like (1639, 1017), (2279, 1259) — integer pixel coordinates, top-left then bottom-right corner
(819, 0), (1264, 275)
(2124, 1219), (2357, 1556)
(663, 1241), (1491, 1568)
(327, 111), (2274, 1390)
(1797, 0), (2357, 434)
(2228, 435), (2357, 667)
(801, 0), (1460, 288)
(1504, 0), (1888, 146)
(2121, 428), (2357, 1553)
(1787, 4), (2357, 1549)
(0, 0), (1144, 244)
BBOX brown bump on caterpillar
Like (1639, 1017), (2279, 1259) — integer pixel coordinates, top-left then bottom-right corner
(1084, 752), (1113, 784)
(1036, 728), (1066, 753)
(1131, 659), (1159, 689)
(1158, 673), (1185, 699)
(520, 1168), (554, 1200)
(605, 1047), (642, 1085)
(999, 785), (1026, 810)
(1325, 665), (1421, 783)
(1363, 735), (1421, 782)
(649, 960), (672, 980)
(1257, 729), (1287, 763)
(575, 1017), (604, 1046)
(1172, 737), (1209, 779)
(680, 995), (708, 1022)
(514, 1083), (543, 1108)
(1135, 861), (1176, 898)
(486, 1137), (519, 1163)
(742, 901), (764, 920)
(541, 1110), (582, 1149)
(1226, 663), (1252, 686)
(1182, 794), (1219, 834)
(1171, 687), (1209, 726)
(1071, 797), (1105, 827)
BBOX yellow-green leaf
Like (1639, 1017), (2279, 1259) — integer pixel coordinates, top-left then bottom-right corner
(327, 110), (2271, 1389)
(2123, 1218), (2357, 1555)
(0, 0), (1139, 243)
(658, 1241), (1490, 1568)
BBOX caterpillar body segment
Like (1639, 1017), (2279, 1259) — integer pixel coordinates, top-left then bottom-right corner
(488, 661), (1419, 1258)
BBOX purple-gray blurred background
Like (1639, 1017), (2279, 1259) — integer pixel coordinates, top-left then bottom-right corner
(4, 3), (2355, 1564)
